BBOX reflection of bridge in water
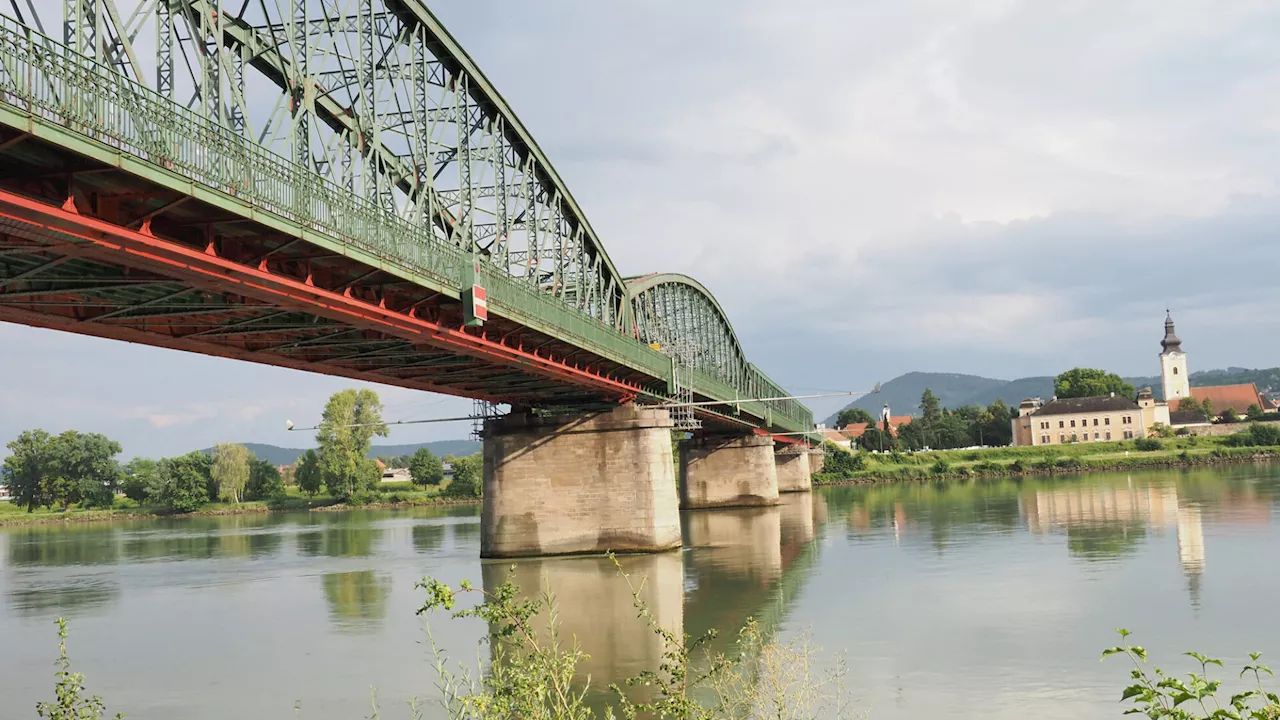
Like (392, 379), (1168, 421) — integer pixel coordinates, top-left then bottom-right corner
(480, 493), (828, 700)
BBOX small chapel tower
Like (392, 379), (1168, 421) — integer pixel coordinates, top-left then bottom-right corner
(1160, 311), (1190, 401)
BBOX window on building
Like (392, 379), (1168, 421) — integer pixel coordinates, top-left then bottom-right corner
(1093, 418), (1099, 426)
(1174, 367), (1179, 375)
(1094, 432), (1100, 440)
(1070, 420), (1076, 427)
(1106, 431), (1112, 440)
(1123, 430), (1134, 440)
(1105, 418), (1111, 426)
(1059, 433), (1065, 443)
(1059, 420), (1065, 428)
(1071, 433), (1078, 442)
(1041, 435), (1050, 444)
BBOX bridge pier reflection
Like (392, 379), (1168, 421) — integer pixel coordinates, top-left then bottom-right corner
(479, 552), (684, 696)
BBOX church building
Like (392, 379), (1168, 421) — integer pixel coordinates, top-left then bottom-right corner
(1160, 312), (1269, 421)
(1013, 313), (1272, 446)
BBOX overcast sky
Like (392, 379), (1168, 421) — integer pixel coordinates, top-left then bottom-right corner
(4, 0), (1280, 458)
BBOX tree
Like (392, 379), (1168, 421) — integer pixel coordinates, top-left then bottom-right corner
(1223, 408), (1241, 423)
(295, 450), (324, 496)
(983, 399), (1014, 447)
(835, 407), (875, 429)
(245, 457), (286, 501)
(211, 443), (252, 504)
(1247, 404), (1265, 421)
(1053, 368), (1135, 400)
(409, 447), (445, 487)
(1, 430), (121, 511)
(156, 452), (213, 513)
(3, 429), (53, 512)
(122, 458), (160, 502)
(860, 425), (895, 452)
(316, 388), (388, 499)
(48, 432), (122, 508)
(443, 455), (481, 498)
(1177, 396), (1210, 420)
(920, 389), (942, 426)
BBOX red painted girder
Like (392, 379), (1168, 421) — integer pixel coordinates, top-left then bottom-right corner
(0, 189), (642, 403)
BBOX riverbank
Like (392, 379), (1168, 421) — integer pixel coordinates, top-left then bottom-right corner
(0, 490), (481, 527)
(813, 435), (1280, 486)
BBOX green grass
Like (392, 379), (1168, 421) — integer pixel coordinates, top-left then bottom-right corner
(0, 482), (468, 525)
(815, 435), (1280, 485)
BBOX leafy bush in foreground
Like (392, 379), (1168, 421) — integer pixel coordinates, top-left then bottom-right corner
(1104, 628), (1280, 718)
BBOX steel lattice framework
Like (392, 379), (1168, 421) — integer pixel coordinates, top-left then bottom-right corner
(0, 0), (814, 436)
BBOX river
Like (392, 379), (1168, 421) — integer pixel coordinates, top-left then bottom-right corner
(3, 464), (1279, 719)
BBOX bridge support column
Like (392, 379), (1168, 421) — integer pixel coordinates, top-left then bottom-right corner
(679, 434), (779, 509)
(775, 448), (812, 493)
(809, 450), (825, 475)
(481, 406), (682, 558)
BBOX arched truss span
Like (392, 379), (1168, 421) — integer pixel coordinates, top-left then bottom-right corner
(627, 273), (750, 392)
(37, 0), (631, 330)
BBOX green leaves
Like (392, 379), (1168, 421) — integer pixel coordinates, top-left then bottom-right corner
(1104, 630), (1280, 719)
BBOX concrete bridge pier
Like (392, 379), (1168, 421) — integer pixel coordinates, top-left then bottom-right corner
(775, 447), (812, 493)
(679, 434), (780, 509)
(809, 450), (825, 475)
(481, 406), (682, 558)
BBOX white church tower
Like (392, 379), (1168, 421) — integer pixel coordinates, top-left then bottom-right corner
(1160, 311), (1190, 401)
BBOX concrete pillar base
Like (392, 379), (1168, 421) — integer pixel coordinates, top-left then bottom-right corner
(775, 449), (812, 493)
(809, 450), (825, 475)
(679, 434), (779, 509)
(481, 406), (682, 558)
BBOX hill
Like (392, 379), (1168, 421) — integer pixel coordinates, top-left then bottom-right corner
(204, 440), (481, 466)
(822, 372), (1008, 426)
(823, 366), (1280, 426)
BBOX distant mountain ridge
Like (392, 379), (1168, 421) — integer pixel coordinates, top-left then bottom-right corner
(200, 440), (481, 466)
(823, 367), (1280, 426)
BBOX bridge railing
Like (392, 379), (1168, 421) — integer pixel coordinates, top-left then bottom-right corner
(0, 16), (811, 434)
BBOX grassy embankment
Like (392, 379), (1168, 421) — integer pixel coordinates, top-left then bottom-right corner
(0, 480), (476, 527)
(814, 434), (1280, 485)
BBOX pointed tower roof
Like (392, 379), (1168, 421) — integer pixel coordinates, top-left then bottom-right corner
(1161, 310), (1183, 353)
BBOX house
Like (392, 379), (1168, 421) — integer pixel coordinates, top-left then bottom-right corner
(1012, 388), (1170, 446)
(838, 412), (914, 449)
(817, 427), (853, 449)
(0, 484), (11, 501)
(380, 467), (412, 483)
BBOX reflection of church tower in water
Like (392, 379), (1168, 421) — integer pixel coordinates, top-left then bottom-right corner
(1176, 503), (1206, 609)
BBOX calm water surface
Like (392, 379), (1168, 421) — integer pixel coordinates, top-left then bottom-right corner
(3, 465), (1279, 719)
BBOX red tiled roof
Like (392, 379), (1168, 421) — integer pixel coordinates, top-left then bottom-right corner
(1181, 384), (1264, 416)
(839, 416), (914, 439)
(885, 416), (914, 437)
(840, 423), (869, 439)
(819, 428), (849, 443)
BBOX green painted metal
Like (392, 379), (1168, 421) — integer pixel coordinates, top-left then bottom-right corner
(0, 6), (815, 435)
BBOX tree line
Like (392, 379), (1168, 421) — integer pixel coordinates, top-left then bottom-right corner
(2, 431), (286, 514)
(1, 388), (480, 513)
(837, 390), (1014, 451)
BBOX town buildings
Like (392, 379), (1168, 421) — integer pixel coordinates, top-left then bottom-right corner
(1013, 312), (1274, 446)
(1012, 388), (1170, 446)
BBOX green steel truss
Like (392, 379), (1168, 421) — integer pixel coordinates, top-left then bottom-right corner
(0, 1), (814, 434)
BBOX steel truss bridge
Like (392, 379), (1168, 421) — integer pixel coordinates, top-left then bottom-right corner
(0, 0), (813, 437)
